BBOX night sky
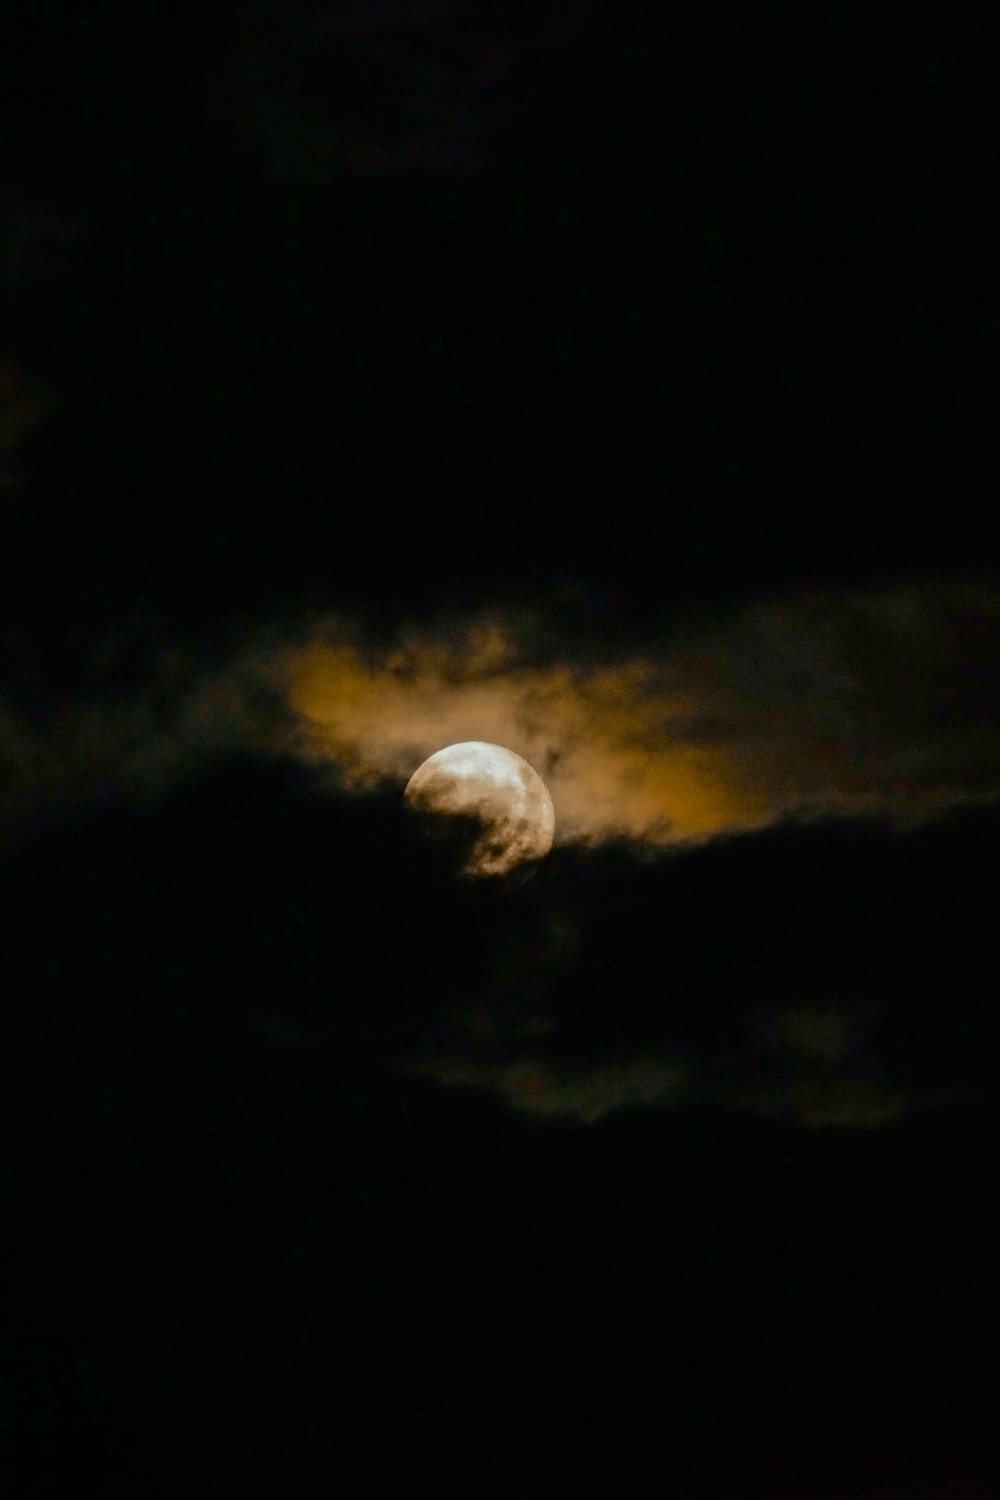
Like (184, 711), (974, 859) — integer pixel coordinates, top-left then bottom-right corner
(3, 5), (999, 1495)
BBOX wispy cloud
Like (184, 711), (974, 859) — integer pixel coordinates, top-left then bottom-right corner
(406, 1052), (913, 1129)
(278, 579), (1000, 849)
(4, 580), (998, 853)
(403, 1052), (690, 1125)
(402, 997), (912, 1130)
(0, 644), (284, 833)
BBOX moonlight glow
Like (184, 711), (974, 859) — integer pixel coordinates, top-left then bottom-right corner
(404, 741), (555, 876)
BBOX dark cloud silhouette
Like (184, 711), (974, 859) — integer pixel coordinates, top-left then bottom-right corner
(9, 729), (995, 1132)
(404, 805), (997, 1127)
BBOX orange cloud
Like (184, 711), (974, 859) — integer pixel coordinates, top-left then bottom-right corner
(275, 581), (1000, 849)
(278, 620), (768, 847)
(3, 580), (998, 856)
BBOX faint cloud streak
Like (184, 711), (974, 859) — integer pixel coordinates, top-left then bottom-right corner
(403, 1052), (689, 1124)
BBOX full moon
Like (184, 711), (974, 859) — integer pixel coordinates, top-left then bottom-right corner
(404, 742), (555, 877)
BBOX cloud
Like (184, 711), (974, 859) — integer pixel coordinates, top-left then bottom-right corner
(0, 643), (286, 836)
(277, 580), (1000, 851)
(403, 1052), (690, 1125)
(407, 1052), (913, 1130)
(277, 617), (767, 847)
(402, 977), (920, 1129)
(401, 999), (913, 1129)
(4, 578), (999, 859)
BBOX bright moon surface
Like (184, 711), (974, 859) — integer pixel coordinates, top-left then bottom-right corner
(404, 741), (556, 876)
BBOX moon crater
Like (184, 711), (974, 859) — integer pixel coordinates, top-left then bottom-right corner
(404, 741), (555, 877)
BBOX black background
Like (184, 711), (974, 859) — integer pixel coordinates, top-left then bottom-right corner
(2, 5), (998, 1494)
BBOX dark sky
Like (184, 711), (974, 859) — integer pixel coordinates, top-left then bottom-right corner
(2, 5), (999, 1496)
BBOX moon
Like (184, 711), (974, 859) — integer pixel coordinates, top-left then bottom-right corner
(404, 742), (555, 877)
